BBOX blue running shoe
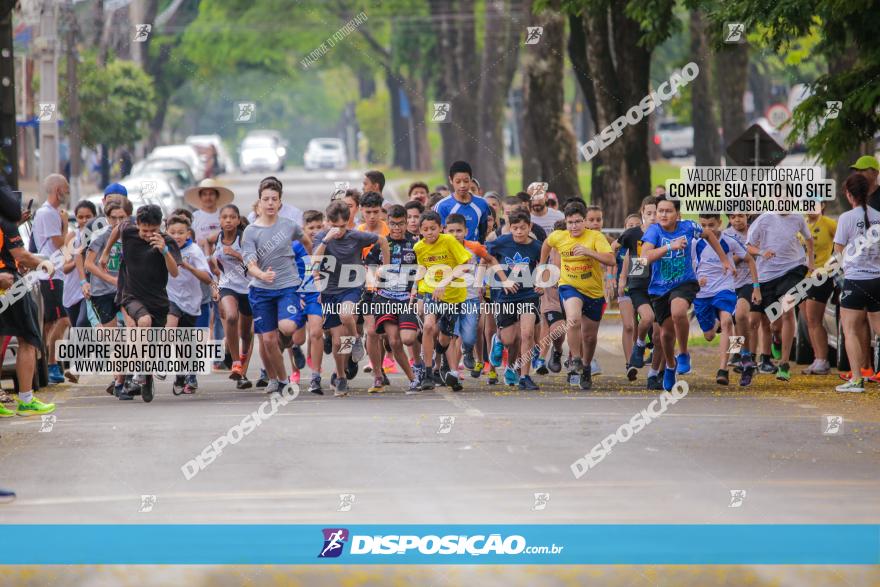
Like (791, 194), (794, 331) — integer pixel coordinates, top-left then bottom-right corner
(489, 334), (504, 367)
(629, 343), (646, 369)
(663, 367), (676, 391)
(48, 364), (64, 384)
(675, 352), (691, 375)
(504, 367), (520, 386)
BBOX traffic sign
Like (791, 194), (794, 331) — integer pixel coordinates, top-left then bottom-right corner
(766, 103), (791, 128)
(725, 123), (787, 167)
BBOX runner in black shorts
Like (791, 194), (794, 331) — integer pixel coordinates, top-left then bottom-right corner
(100, 205), (182, 401)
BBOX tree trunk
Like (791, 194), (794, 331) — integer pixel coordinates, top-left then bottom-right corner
(567, 13), (603, 205)
(476, 0), (520, 195)
(613, 3), (652, 218)
(408, 79), (432, 172)
(715, 42), (749, 157)
(689, 9), (720, 167)
(516, 87), (541, 191)
(522, 1), (581, 202)
(429, 0), (480, 172)
(386, 71), (409, 169)
(581, 1), (651, 225)
(748, 61), (771, 121)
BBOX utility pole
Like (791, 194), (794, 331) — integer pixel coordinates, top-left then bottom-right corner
(0, 0), (18, 189)
(62, 0), (80, 202)
(36, 0), (59, 182)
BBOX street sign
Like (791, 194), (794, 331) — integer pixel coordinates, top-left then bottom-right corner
(725, 123), (787, 167)
(766, 103), (791, 128)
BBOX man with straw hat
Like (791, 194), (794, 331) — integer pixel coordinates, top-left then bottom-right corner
(185, 178), (236, 249)
(185, 179), (235, 370)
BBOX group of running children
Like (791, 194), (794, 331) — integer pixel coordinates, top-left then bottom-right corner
(63, 158), (880, 399)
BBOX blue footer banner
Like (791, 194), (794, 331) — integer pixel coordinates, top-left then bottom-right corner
(1, 525), (878, 564)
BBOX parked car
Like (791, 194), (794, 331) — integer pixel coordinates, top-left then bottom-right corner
(186, 134), (236, 176)
(304, 137), (347, 171)
(239, 134), (286, 173)
(86, 176), (185, 217)
(128, 157), (196, 192)
(0, 221), (49, 392)
(148, 144), (206, 182)
(655, 120), (694, 158)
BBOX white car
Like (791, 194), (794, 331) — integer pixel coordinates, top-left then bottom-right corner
(148, 144), (206, 181)
(239, 135), (285, 174)
(304, 138), (347, 171)
(655, 120), (694, 158)
(186, 134), (235, 175)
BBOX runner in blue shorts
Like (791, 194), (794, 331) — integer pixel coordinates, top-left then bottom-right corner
(242, 177), (312, 396)
(292, 210), (326, 394)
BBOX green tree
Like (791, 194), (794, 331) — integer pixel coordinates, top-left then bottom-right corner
(61, 55), (156, 150)
(707, 0), (880, 176)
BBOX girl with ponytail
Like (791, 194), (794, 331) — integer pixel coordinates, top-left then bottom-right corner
(833, 173), (880, 392)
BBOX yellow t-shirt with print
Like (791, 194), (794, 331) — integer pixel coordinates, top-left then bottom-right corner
(808, 215), (837, 267)
(414, 233), (474, 304)
(546, 229), (612, 298)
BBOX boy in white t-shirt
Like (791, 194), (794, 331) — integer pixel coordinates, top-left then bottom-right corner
(694, 215), (760, 386)
(166, 215), (217, 395)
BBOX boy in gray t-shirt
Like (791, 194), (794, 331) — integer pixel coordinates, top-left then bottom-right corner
(84, 199), (131, 326)
(241, 195), (311, 395)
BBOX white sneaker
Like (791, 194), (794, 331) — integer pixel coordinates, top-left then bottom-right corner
(802, 360), (831, 375)
(590, 359), (602, 375)
(835, 378), (864, 393)
(351, 338), (365, 363)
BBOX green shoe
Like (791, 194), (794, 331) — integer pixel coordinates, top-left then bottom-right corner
(16, 397), (56, 416)
(771, 334), (782, 360)
(0, 404), (16, 417)
(776, 362), (791, 382)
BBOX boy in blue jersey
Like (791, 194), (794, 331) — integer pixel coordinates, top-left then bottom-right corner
(640, 196), (732, 391)
(291, 210), (326, 394)
(486, 210), (545, 391)
(433, 160), (491, 242)
(693, 214), (760, 387)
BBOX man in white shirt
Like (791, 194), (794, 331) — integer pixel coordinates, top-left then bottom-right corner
(530, 191), (564, 233)
(32, 174), (71, 385)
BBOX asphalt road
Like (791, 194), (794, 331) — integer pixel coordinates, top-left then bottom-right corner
(2, 311), (878, 525)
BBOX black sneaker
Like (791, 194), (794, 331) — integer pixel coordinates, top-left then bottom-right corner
(382, 373), (390, 386)
(236, 377), (253, 390)
(758, 358), (778, 374)
(308, 374), (323, 395)
(141, 377), (154, 403)
(323, 333), (332, 355)
(626, 363), (638, 381)
(463, 349), (475, 370)
(716, 369), (729, 386)
(579, 366), (592, 390)
(435, 367), (447, 387)
(105, 381), (116, 395)
(117, 388), (134, 400)
(646, 374), (663, 390)
(345, 356), (359, 380)
(728, 353), (742, 373)
(291, 345), (306, 370)
(421, 369), (436, 391)
(256, 369), (269, 387)
(548, 350), (562, 373)
(446, 372), (463, 391)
